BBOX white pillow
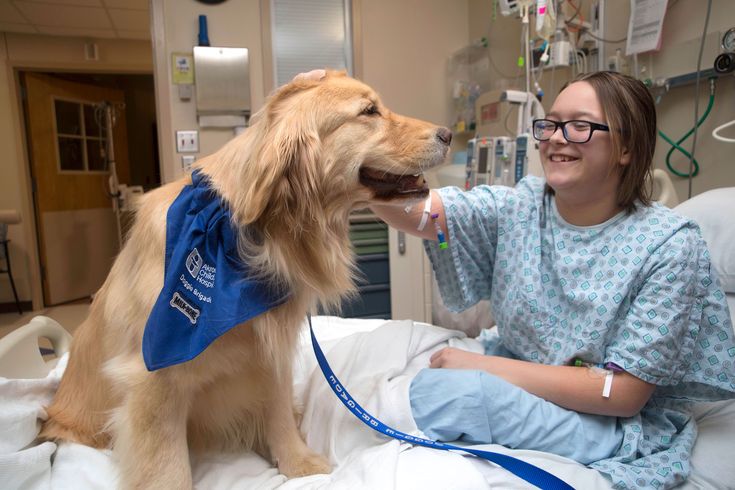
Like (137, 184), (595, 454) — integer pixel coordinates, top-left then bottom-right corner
(674, 188), (735, 293)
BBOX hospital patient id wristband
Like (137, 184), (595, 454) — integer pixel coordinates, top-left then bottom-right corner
(602, 371), (614, 398)
(308, 315), (574, 490)
(573, 359), (617, 398)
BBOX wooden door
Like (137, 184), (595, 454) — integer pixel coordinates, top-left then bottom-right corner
(24, 73), (130, 305)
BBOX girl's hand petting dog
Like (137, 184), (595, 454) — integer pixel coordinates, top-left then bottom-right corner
(292, 69), (326, 82)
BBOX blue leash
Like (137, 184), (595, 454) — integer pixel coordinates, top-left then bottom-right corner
(308, 316), (575, 490)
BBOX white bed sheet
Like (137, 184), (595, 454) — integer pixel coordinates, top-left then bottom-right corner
(1, 316), (733, 489)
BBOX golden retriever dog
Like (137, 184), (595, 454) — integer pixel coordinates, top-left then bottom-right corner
(40, 70), (451, 489)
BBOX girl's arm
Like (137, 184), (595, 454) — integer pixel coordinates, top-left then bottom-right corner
(430, 347), (656, 417)
(369, 190), (448, 242)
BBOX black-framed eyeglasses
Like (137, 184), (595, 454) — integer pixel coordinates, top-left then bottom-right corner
(532, 119), (610, 144)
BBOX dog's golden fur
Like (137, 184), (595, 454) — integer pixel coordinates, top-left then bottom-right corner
(40, 71), (449, 489)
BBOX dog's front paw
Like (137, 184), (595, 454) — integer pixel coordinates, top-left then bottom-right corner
(278, 451), (331, 478)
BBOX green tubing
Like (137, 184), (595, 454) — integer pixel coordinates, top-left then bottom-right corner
(658, 89), (715, 178)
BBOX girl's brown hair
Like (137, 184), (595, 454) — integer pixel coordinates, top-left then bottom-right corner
(558, 71), (657, 212)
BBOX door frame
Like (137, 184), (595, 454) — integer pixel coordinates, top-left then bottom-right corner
(23, 72), (132, 306)
(9, 62), (153, 311)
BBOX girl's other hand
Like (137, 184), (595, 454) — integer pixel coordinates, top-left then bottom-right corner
(429, 347), (491, 370)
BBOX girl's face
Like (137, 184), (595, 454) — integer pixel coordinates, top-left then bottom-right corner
(539, 81), (628, 203)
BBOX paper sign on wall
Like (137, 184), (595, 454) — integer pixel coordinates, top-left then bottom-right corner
(626, 0), (668, 55)
(172, 53), (194, 85)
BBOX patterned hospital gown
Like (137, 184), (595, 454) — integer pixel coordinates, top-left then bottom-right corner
(424, 176), (735, 489)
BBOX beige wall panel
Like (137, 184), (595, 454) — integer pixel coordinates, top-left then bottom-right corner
(41, 208), (118, 304)
(360, 0), (470, 321)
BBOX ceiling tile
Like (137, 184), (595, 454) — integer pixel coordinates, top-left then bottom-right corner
(108, 8), (147, 31)
(0, 0), (27, 23)
(14, 2), (112, 29)
(116, 29), (149, 40)
(102, 0), (147, 10)
(36, 25), (115, 38)
(19, 0), (103, 6)
(0, 21), (36, 33)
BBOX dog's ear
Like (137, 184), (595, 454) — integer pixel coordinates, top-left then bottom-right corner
(238, 108), (322, 225)
(202, 78), (326, 225)
(277, 122), (323, 223)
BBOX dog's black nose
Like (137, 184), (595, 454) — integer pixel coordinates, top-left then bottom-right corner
(436, 127), (452, 146)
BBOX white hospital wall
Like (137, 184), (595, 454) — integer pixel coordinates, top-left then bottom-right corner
(0, 37), (29, 308)
(0, 0), (469, 314)
(4, 1), (730, 314)
(150, 0), (266, 185)
(0, 33), (151, 309)
(469, 0), (735, 198)
(150, 0), (469, 322)
(359, 0), (469, 321)
(150, 0), (468, 187)
(640, 1), (735, 200)
(600, 0), (735, 200)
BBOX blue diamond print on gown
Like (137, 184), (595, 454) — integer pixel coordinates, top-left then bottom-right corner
(423, 175), (735, 489)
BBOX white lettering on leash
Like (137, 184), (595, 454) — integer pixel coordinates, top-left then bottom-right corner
(170, 292), (200, 324)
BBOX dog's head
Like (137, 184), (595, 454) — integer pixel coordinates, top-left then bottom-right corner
(206, 71), (451, 225)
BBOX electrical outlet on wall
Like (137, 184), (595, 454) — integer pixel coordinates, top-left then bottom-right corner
(176, 130), (199, 153)
(181, 155), (196, 172)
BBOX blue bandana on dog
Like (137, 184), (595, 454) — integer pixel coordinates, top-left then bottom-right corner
(142, 170), (288, 371)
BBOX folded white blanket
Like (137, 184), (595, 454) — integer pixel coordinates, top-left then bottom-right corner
(293, 318), (613, 490)
(0, 355), (65, 489)
(4, 317), (731, 489)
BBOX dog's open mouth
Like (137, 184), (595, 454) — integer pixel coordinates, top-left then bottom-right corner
(359, 167), (429, 199)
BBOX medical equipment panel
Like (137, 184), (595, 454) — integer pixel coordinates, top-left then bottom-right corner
(464, 137), (475, 190)
(475, 89), (517, 139)
(493, 137), (514, 187)
(465, 137), (494, 189)
(514, 134), (528, 184)
(465, 136), (525, 189)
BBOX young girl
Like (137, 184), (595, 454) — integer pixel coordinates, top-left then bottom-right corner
(371, 71), (735, 489)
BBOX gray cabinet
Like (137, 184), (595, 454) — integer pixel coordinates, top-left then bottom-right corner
(341, 213), (391, 319)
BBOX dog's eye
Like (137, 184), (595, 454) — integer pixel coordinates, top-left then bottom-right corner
(361, 105), (380, 116)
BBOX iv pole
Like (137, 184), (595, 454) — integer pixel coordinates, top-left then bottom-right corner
(100, 102), (123, 248)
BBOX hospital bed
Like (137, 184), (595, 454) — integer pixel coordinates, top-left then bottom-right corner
(1, 186), (734, 490)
